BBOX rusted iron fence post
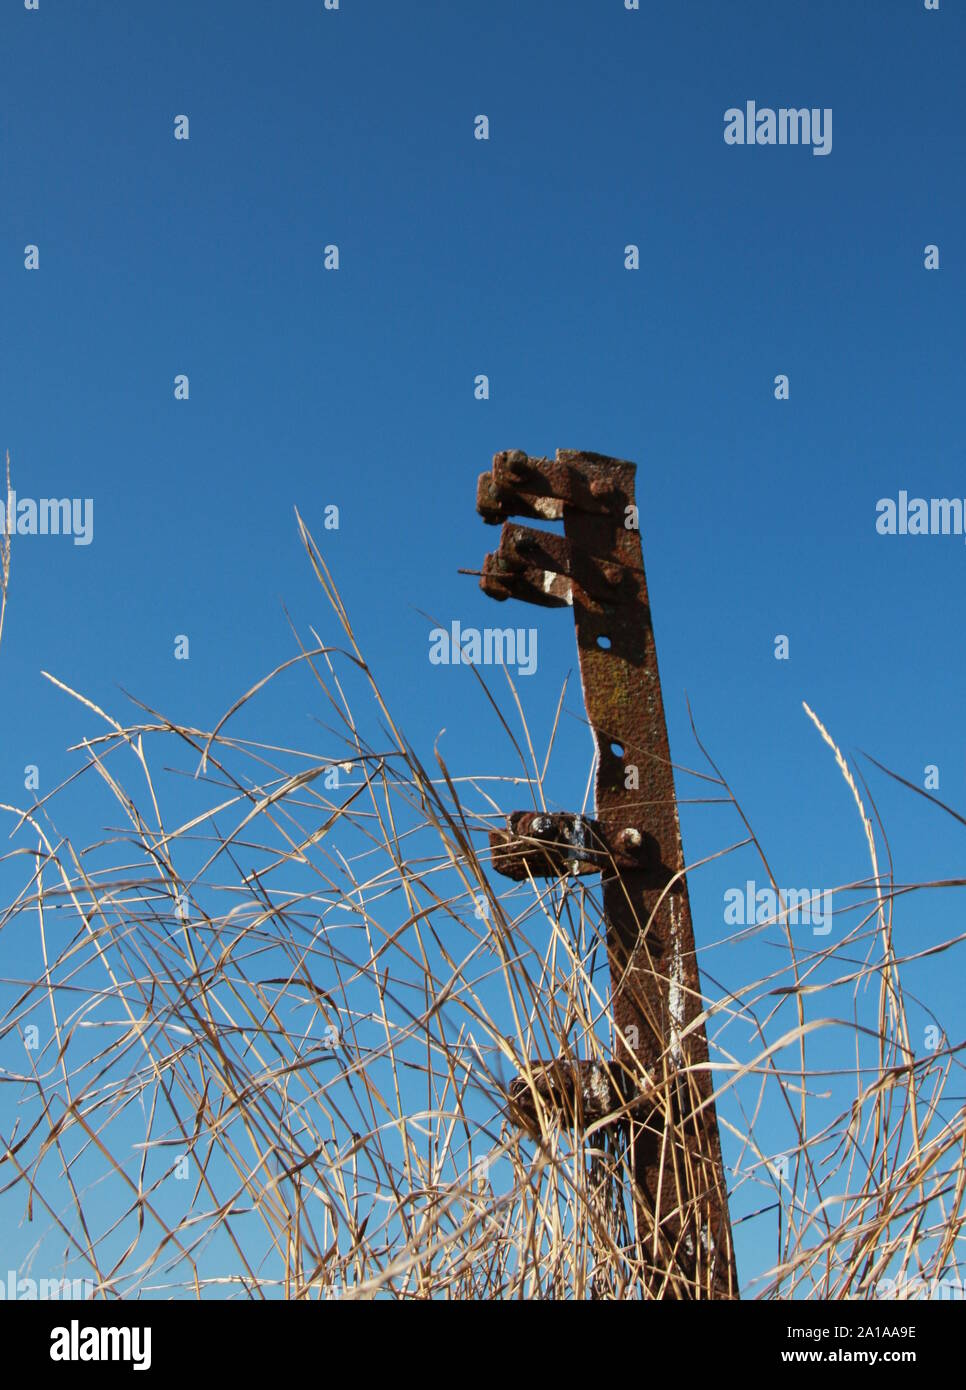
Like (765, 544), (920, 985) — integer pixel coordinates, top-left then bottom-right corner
(473, 448), (738, 1299)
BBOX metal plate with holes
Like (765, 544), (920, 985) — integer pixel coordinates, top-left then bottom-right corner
(471, 448), (738, 1300)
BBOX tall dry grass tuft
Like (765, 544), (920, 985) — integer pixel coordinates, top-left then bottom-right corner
(0, 517), (964, 1299)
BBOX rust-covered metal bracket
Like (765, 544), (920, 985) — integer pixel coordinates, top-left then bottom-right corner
(488, 810), (662, 881)
(471, 448), (738, 1300)
(507, 1059), (657, 1137)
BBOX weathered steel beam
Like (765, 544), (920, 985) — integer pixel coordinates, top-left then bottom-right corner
(473, 447), (738, 1300)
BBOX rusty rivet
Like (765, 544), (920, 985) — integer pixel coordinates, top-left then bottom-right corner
(619, 828), (642, 850)
(589, 478), (611, 498)
(602, 564), (622, 586)
(531, 816), (553, 835)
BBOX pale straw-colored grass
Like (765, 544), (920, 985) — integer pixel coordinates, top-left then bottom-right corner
(0, 517), (963, 1299)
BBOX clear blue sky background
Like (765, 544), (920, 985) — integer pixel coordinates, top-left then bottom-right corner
(1, 0), (964, 1296)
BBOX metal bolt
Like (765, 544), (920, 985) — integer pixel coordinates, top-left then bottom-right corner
(619, 827), (642, 850)
(589, 477), (610, 498)
(504, 449), (527, 482)
(602, 563), (623, 586)
(531, 816), (553, 836)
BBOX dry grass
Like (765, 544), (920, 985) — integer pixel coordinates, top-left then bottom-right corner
(0, 515), (964, 1300)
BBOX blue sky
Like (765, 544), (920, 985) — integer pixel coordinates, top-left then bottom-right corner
(1, 0), (964, 1296)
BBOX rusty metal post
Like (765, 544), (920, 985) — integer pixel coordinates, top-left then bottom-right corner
(473, 448), (737, 1299)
